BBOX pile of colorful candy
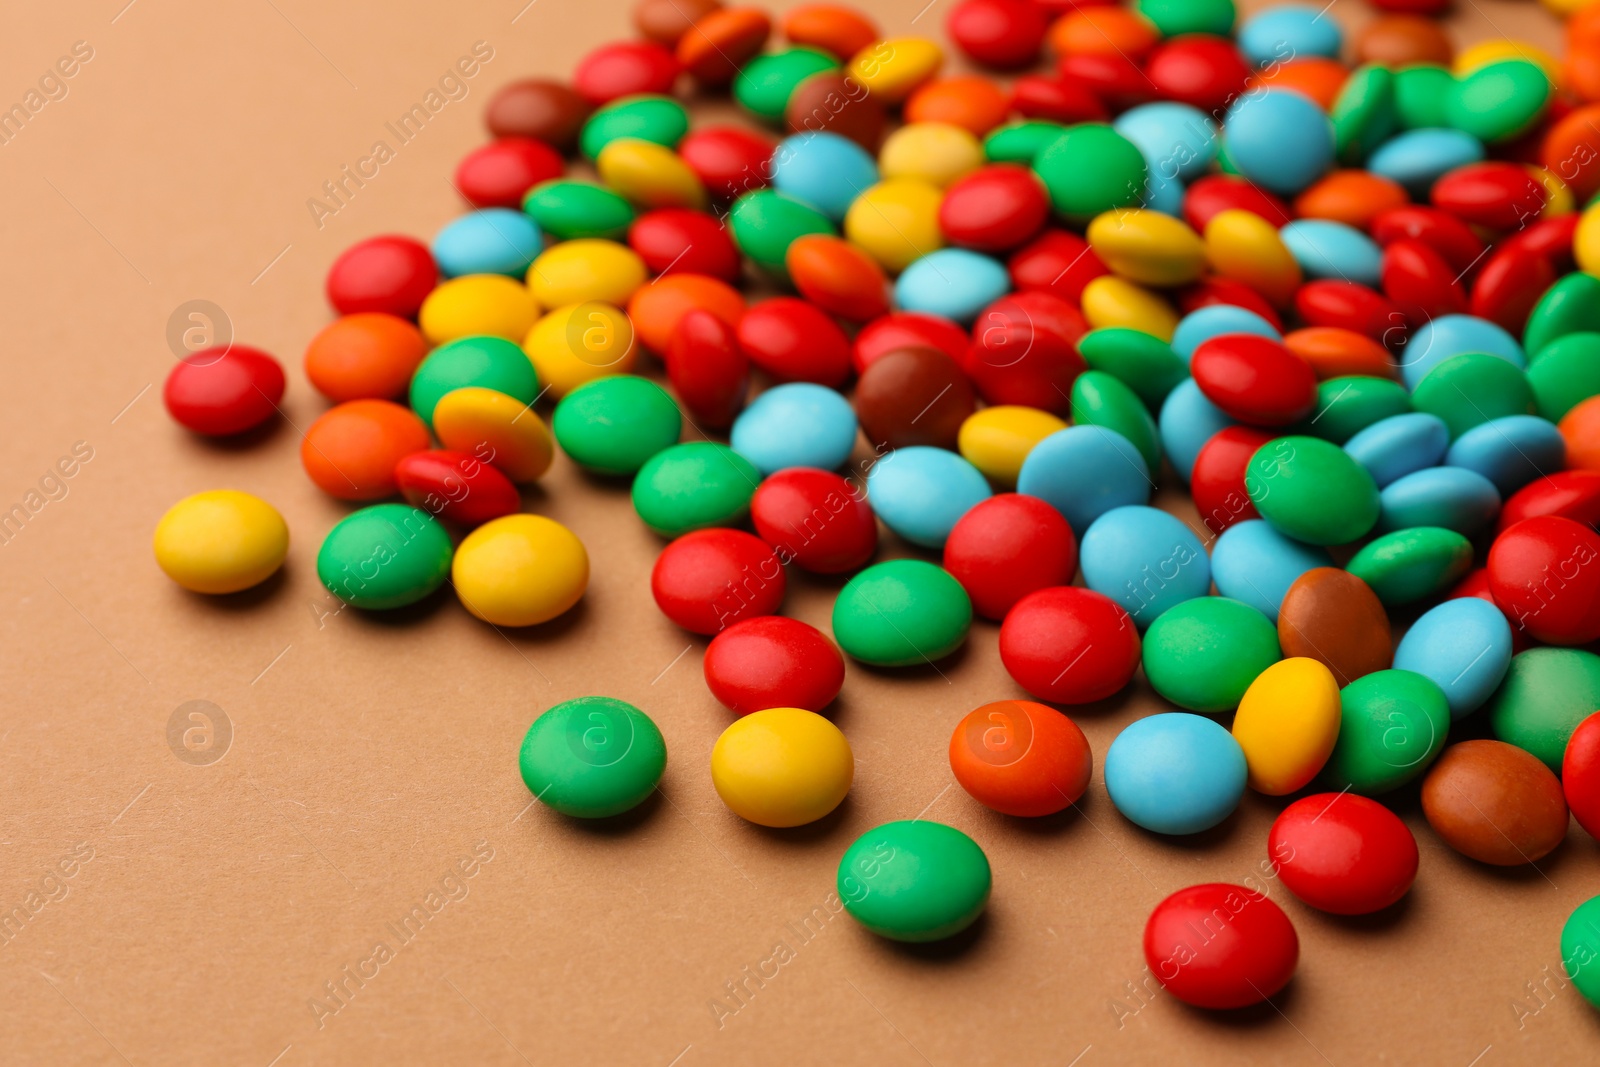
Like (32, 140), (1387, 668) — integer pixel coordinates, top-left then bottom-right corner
(153, 0), (1600, 1009)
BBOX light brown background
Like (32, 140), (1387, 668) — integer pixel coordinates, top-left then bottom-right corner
(2, 0), (1596, 1063)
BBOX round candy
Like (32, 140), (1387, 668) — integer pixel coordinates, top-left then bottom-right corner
(1159, 378), (1236, 482)
(878, 121), (984, 188)
(949, 700), (1092, 817)
(1079, 505), (1209, 629)
(943, 494), (1077, 620)
(832, 559), (971, 667)
(599, 136), (707, 210)
(1394, 598), (1513, 721)
(1191, 423), (1276, 534)
(1210, 520), (1332, 622)
(418, 274), (539, 345)
(1562, 896), (1600, 1010)
(326, 235), (436, 318)
(316, 504), (452, 610)
(786, 235), (891, 320)
(1378, 466), (1503, 537)
(628, 209), (740, 283)
(153, 491), (289, 595)
(678, 124), (777, 199)
(853, 311), (969, 372)
(964, 290), (1089, 410)
(1144, 884), (1298, 1011)
(737, 297), (852, 387)
(843, 178), (946, 272)
(304, 314), (427, 402)
(1489, 517), (1600, 646)
(574, 42), (679, 105)
(1247, 435), (1379, 545)
(1232, 657), (1341, 795)
(518, 697), (666, 818)
(1087, 209), (1205, 288)
(1141, 596), (1281, 713)
(163, 346), (285, 437)
(735, 47), (840, 123)
(837, 821), (991, 942)
(1368, 128), (1486, 197)
(895, 249), (1010, 323)
(1224, 90), (1334, 195)
(1171, 305), (1280, 362)
(711, 707), (852, 827)
(1280, 219), (1383, 286)
(410, 335), (539, 428)
(1000, 586), (1140, 704)
(1402, 313), (1525, 390)
(1499, 470), (1600, 531)
(553, 376), (681, 476)
(528, 239), (646, 309)
(1076, 329), (1188, 411)
(1277, 567), (1392, 688)
(1016, 426), (1152, 535)
(783, 4), (878, 59)
(1031, 123), (1146, 223)
(938, 164), (1050, 252)
(524, 180), (637, 241)
(1106, 713), (1247, 835)
(947, 0), (1047, 69)
(749, 467), (878, 573)
(1269, 793), (1418, 915)
(729, 190), (836, 273)
(679, 8), (772, 86)
(454, 137), (564, 209)
(632, 442), (760, 537)
(301, 399), (430, 501)
(433, 386), (555, 483)
(730, 383), (858, 476)
(1446, 415), (1566, 496)
(1346, 526), (1473, 606)
(771, 131), (880, 220)
(485, 79), (591, 150)
(1527, 333), (1600, 423)
(1563, 712), (1600, 839)
(627, 273), (744, 356)
(855, 345), (976, 451)
(1343, 413), (1449, 489)
(452, 515), (587, 627)
(1191, 335), (1317, 427)
(703, 616), (845, 715)
(432, 209), (543, 278)
(867, 446), (991, 549)
(1422, 740), (1568, 865)
(651, 527), (784, 635)
(1321, 669), (1449, 795)
(394, 450), (520, 528)
(1446, 59), (1551, 144)
(957, 406), (1068, 487)
(1411, 353), (1535, 440)
(1487, 648), (1600, 772)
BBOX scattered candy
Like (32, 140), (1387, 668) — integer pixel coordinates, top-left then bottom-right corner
(711, 706), (853, 826)
(837, 820), (991, 942)
(153, 491), (288, 594)
(1422, 739), (1569, 866)
(1270, 793), (1418, 915)
(519, 696), (667, 817)
(1143, 883), (1298, 1009)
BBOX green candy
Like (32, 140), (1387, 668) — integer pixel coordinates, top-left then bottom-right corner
(1077, 327), (1188, 410)
(1300, 376), (1411, 444)
(1137, 0), (1234, 37)
(1528, 333), (1600, 422)
(553, 376), (682, 476)
(518, 696), (667, 818)
(1070, 371), (1161, 471)
(1247, 436), (1380, 545)
(1410, 353), (1535, 439)
(1332, 65), (1398, 164)
(832, 560), (971, 667)
(837, 821), (991, 942)
(1524, 272), (1600, 357)
(1320, 670), (1450, 796)
(1560, 896), (1600, 1010)
(984, 120), (1067, 165)
(631, 442), (759, 537)
(1446, 59), (1552, 144)
(1393, 64), (1454, 130)
(523, 180), (636, 241)
(1141, 597), (1281, 713)
(734, 48), (838, 122)
(1346, 526), (1473, 606)
(578, 95), (689, 159)
(728, 189), (835, 273)
(1032, 124), (1147, 224)
(317, 504), (453, 610)
(409, 335), (539, 428)
(1487, 647), (1600, 771)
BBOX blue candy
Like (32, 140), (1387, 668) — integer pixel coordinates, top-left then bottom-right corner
(1378, 466), (1501, 535)
(1223, 90), (1335, 195)
(1114, 102), (1219, 183)
(1237, 5), (1342, 67)
(432, 208), (544, 278)
(1159, 378), (1235, 483)
(730, 383), (858, 476)
(1141, 168), (1187, 216)
(1367, 128), (1487, 197)
(1172, 305), (1281, 361)
(1079, 505), (1211, 629)
(1018, 426), (1152, 534)
(1104, 713), (1248, 835)
(771, 131), (879, 220)
(1401, 314), (1525, 389)
(1343, 412), (1450, 488)
(867, 446), (990, 549)
(1445, 414), (1565, 495)
(894, 249), (1011, 323)
(1211, 519), (1332, 621)
(1394, 599), (1514, 720)
(1280, 219), (1384, 287)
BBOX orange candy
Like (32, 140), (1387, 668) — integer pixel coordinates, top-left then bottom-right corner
(905, 76), (1012, 135)
(781, 3), (878, 60)
(948, 700), (1094, 818)
(1560, 396), (1600, 472)
(678, 7), (771, 85)
(303, 313), (428, 402)
(1047, 7), (1158, 61)
(1293, 171), (1411, 231)
(626, 273), (746, 354)
(785, 234), (890, 321)
(1251, 57), (1349, 111)
(1542, 104), (1600, 200)
(1282, 327), (1398, 381)
(301, 399), (430, 501)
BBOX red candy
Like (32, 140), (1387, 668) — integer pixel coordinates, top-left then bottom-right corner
(573, 40), (680, 105)
(1143, 884), (1299, 1009)
(679, 125), (776, 201)
(1191, 335), (1317, 427)
(163, 346), (286, 437)
(1178, 276), (1286, 329)
(750, 467), (878, 573)
(1008, 229), (1110, 305)
(1370, 206), (1487, 279)
(948, 699), (1093, 817)
(1268, 793), (1419, 915)
(852, 312), (970, 373)
(1183, 176), (1292, 233)
(946, 0), (1048, 70)
(394, 450), (521, 527)
(999, 586), (1140, 704)
(1499, 470), (1600, 532)
(703, 615), (846, 715)
(1471, 245), (1556, 336)
(628, 208), (743, 283)
(1380, 239), (1466, 324)
(1191, 426), (1276, 534)
(666, 309), (750, 428)
(325, 235), (437, 319)
(1008, 74), (1108, 124)
(964, 291), (1088, 412)
(1144, 35), (1252, 113)
(1487, 516), (1600, 645)
(938, 164), (1051, 252)
(1295, 280), (1406, 343)
(943, 494), (1079, 620)
(736, 297), (852, 387)
(453, 138), (565, 209)
(1057, 52), (1150, 111)
(1563, 711), (1600, 839)
(1431, 162), (1547, 232)
(651, 528), (785, 635)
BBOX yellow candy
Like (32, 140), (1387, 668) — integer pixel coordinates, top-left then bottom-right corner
(527, 238), (646, 308)
(957, 406), (1069, 487)
(1080, 275), (1178, 342)
(1453, 40), (1561, 82)
(452, 514), (588, 627)
(1087, 208), (1206, 288)
(1203, 209), (1301, 307)
(878, 122), (984, 188)
(709, 708), (853, 827)
(153, 490), (288, 594)
(523, 302), (638, 397)
(843, 178), (945, 273)
(847, 37), (943, 104)
(1543, 0), (1598, 14)
(419, 274), (539, 345)
(595, 138), (708, 210)
(433, 386), (554, 482)
(1577, 203), (1600, 276)
(1231, 658), (1342, 796)
(1529, 165), (1575, 218)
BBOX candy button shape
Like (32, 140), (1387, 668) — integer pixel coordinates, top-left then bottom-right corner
(1159, 378), (1236, 483)
(1192, 334), (1317, 426)
(1017, 425), (1152, 534)
(1106, 713), (1248, 834)
(1224, 90), (1335, 195)
(731, 383), (858, 476)
(1086, 209), (1205, 287)
(164, 346), (286, 436)
(1278, 567), (1391, 687)
(948, 700), (1093, 818)
(843, 179), (945, 273)
(1114, 102), (1218, 182)
(1032, 123), (1147, 224)
(711, 708), (853, 827)
(1378, 466), (1501, 536)
(1488, 516), (1600, 646)
(518, 696), (666, 818)
(552, 375), (681, 476)
(433, 386), (555, 483)
(1320, 669), (1449, 795)
(395, 450), (520, 527)
(868, 446), (992, 549)
(419, 274), (540, 345)
(1280, 219), (1383, 286)
(1232, 658), (1342, 795)
(297, 399), (427, 498)
(1080, 327), (1189, 409)
(452, 514), (588, 627)
(1564, 712), (1600, 839)
(999, 586), (1141, 704)
(943, 494), (1078, 620)
(1347, 526), (1473, 606)
(153, 491), (289, 594)
(1561, 896), (1600, 1010)
(410, 335), (540, 427)
(1210, 520), (1331, 622)
(1401, 313), (1525, 390)
(1422, 739), (1568, 865)
(1411, 352), (1536, 440)
(1141, 596), (1281, 713)
(1239, 5), (1342, 66)
(1486, 647), (1600, 772)
(1269, 793), (1418, 915)
(1367, 128), (1486, 197)
(1394, 598), (1513, 720)
(303, 314), (427, 403)
(750, 468), (878, 574)
(894, 248), (1011, 323)
(316, 504), (453, 610)
(771, 131), (880, 220)
(730, 189), (837, 273)
(1171, 305), (1280, 362)
(632, 442), (760, 537)
(1445, 415), (1565, 496)
(1342, 412), (1449, 488)
(523, 179), (636, 241)
(837, 820), (991, 942)
(879, 121), (985, 188)
(1247, 435), (1380, 545)
(1079, 505), (1209, 629)
(703, 617), (845, 715)
(1144, 884), (1298, 1010)
(1303, 374), (1409, 444)
(1069, 371), (1161, 472)
(432, 209), (543, 278)
(653, 528), (785, 634)
(596, 138), (707, 210)
(832, 559), (972, 666)
(957, 406), (1069, 487)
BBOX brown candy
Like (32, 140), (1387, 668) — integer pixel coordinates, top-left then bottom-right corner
(786, 70), (886, 150)
(1277, 567), (1391, 687)
(854, 346), (975, 451)
(1422, 740), (1569, 866)
(634, 0), (722, 47)
(1354, 15), (1454, 68)
(484, 79), (590, 152)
